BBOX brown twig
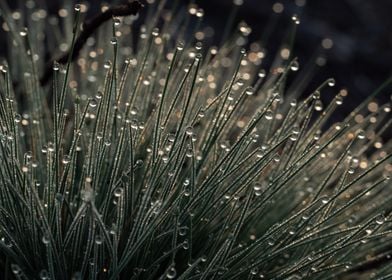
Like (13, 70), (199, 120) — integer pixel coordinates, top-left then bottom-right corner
(39, 0), (143, 87)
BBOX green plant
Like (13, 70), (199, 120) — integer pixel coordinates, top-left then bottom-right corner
(0, 1), (391, 279)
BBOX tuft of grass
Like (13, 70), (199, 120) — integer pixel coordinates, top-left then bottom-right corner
(0, 1), (391, 279)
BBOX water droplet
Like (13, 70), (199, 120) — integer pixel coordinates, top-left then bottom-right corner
(258, 69), (266, 78)
(25, 151), (33, 161)
(94, 132), (103, 140)
(89, 98), (98, 108)
(335, 95), (343, 105)
(314, 100), (323, 111)
(19, 27), (28, 36)
(177, 42), (185, 51)
(113, 18), (121, 26)
(182, 240), (189, 250)
(47, 142), (55, 152)
(292, 14), (300, 23)
(14, 114), (22, 123)
(41, 145), (48, 154)
(196, 8), (204, 17)
(95, 91), (103, 99)
(110, 37), (117, 45)
(357, 130), (366, 140)
(327, 78), (335, 87)
(39, 269), (49, 280)
(62, 155), (71, 164)
(312, 90), (320, 99)
(53, 61), (60, 71)
(151, 27), (159, 37)
(265, 110), (273, 120)
(114, 187), (123, 197)
(290, 60), (299, 71)
(375, 215), (385, 225)
(42, 234), (50, 244)
(135, 159), (144, 167)
(195, 42), (203, 50)
(166, 266), (177, 279)
(250, 268), (258, 275)
(179, 227), (187, 236)
(245, 87), (254, 96)
(253, 183), (262, 191)
(185, 126), (194, 136)
(74, 4), (81, 11)
(186, 148), (193, 158)
(104, 60), (111, 69)
(321, 196), (329, 204)
(11, 264), (21, 275)
(95, 235), (103, 245)
(0, 65), (8, 73)
(290, 99), (297, 107)
(195, 53), (202, 61)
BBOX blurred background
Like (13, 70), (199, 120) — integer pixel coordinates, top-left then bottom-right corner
(1, 0), (391, 123)
(193, 0), (392, 121)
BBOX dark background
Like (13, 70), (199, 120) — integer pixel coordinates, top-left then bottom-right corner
(2, 0), (391, 122)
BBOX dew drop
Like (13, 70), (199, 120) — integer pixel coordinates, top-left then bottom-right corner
(41, 145), (48, 154)
(42, 234), (50, 244)
(186, 148), (193, 158)
(179, 227), (188, 236)
(14, 114), (22, 123)
(62, 155), (71, 164)
(114, 187), (123, 197)
(258, 69), (266, 78)
(314, 100), (323, 111)
(290, 60), (299, 71)
(177, 42), (185, 51)
(19, 27), (28, 36)
(47, 142), (55, 152)
(95, 235), (103, 245)
(74, 4), (81, 11)
(113, 18), (121, 26)
(312, 90), (320, 99)
(327, 78), (335, 87)
(185, 126), (194, 136)
(335, 95), (343, 105)
(11, 264), (21, 275)
(375, 215), (385, 225)
(110, 37), (117, 45)
(25, 151), (33, 160)
(182, 240), (189, 250)
(253, 183), (262, 191)
(104, 60), (111, 69)
(245, 87), (254, 96)
(95, 91), (103, 99)
(151, 27), (159, 37)
(290, 99), (297, 107)
(265, 110), (273, 120)
(357, 130), (366, 140)
(166, 266), (177, 279)
(292, 14), (300, 24)
(267, 238), (275, 246)
(89, 98), (98, 108)
(321, 196), (329, 204)
(39, 269), (49, 280)
(53, 61), (60, 71)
